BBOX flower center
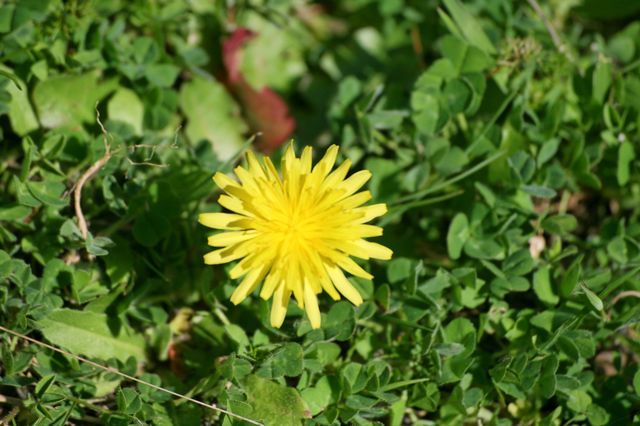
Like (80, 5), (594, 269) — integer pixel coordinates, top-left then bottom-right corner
(273, 203), (318, 250)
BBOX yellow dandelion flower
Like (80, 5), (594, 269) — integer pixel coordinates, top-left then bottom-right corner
(198, 144), (393, 329)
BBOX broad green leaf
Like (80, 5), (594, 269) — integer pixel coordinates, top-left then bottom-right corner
(440, 35), (493, 74)
(364, 157), (405, 201)
(85, 234), (113, 257)
(71, 266), (109, 303)
(340, 362), (367, 395)
(307, 342), (341, 368)
(434, 342), (465, 356)
(441, 317), (477, 381)
(220, 354), (252, 380)
(567, 389), (592, 413)
(20, 138), (33, 182)
(443, 78), (471, 114)
(1, 66), (39, 135)
(412, 91), (440, 135)
(0, 5), (12, 33)
(447, 213), (469, 260)
(608, 34), (635, 62)
(464, 237), (504, 260)
(143, 87), (178, 130)
(557, 335), (580, 360)
(607, 235), (628, 264)
(556, 375), (581, 393)
(522, 184), (557, 199)
(145, 63), (180, 88)
(367, 109), (408, 130)
(462, 388), (483, 409)
(323, 301), (356, 341)
(26, 181), (67, 208)
(301, 376), (334, 416)
(435, 146), (469, 176)
(116, 388), (142, 415)
(103, 238), (133, 286)
(131, 37), (160, 64)
(530, 310), (556, 333)
(441, 0), (496, 54)
(225, 323), (250, 350)
(587, 404), (610, 426)
(107, 88), (144, 136)
(503, 250), (534, 276)
(464, 73), (487, 114)
(542, 214), (578, 235)
(331, 77), (362, 116)
(36, 309), (146, 362)
(403, 260), (423, 295)
(617, 141), (635, 186)
(592, 59), (612, 103)
(444, 317), (476, 355)
(374, 284), (391, 311)
(538, 354), (558, 399)
(474, 182), (496, 207)
(259, 343), (303, 378)
(563, 330), (595, 358)
(560, 255), (583, 298)
(244, 375), (308, 426)
(580, 282), (603, 311)
(178, 77), (247, 161)
(386, 258), (413, 283)
(538, 138), (560, 167)
(35, 374), (56, 399)
(491, 276), (530, 297)
(508, 151), (535, 183)
(33, 73), (118, 128)
(239, 13), (307, 91)
(0, 205), (31, 221)
(533, 266), (559, 305)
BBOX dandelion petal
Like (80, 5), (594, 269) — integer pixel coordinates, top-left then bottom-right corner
(270, 285), (290, 328)
(326, 264), (363, 306)
(304, 280), (321, 329)
(200, 145), (392, 328)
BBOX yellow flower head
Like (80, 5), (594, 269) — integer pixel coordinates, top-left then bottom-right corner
(199, 144), (392, 329)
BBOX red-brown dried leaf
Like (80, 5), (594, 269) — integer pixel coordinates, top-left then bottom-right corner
(223, 28), (295, 153)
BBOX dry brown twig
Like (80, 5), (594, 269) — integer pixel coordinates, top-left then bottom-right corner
(526, 0), (575, 65)
(604, 290), (640, 322)
(74, 105), (176, 241)
(74, 107), (112, 240)
(610, 290), (640, 306)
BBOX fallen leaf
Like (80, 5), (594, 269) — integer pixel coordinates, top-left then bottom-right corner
(223, 28), (295, 153)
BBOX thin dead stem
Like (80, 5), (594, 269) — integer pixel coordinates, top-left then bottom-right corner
(610, 290), (640, 306)
(74, 107), (111, 240)
(0, 325), (264, 426)
(0, 405), (19, 425)
(126, 158), (168, 168)
(526, 0), (575, 64)
(73, 106), (178, 241)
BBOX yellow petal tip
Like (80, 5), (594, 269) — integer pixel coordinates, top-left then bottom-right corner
(200, 144), (393, 327)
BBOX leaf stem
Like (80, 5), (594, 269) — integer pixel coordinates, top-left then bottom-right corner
(74, 107), (111, 241)
(392, 150), (505, 206)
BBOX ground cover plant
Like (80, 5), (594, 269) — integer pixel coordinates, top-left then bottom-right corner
(1, 0), (640, 424)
